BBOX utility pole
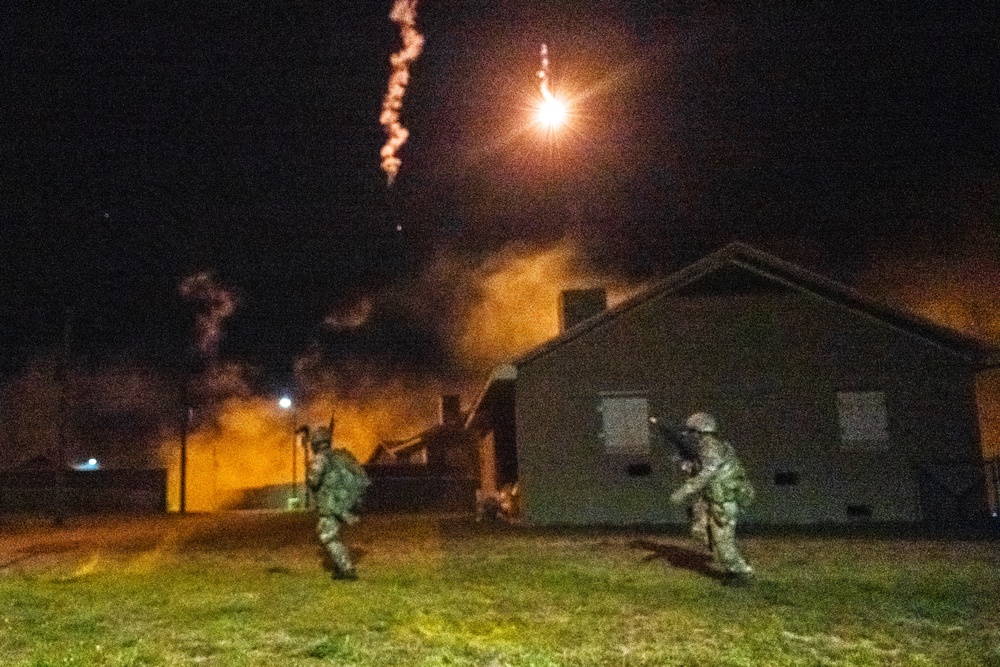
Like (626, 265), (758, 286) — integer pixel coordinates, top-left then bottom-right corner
(54, 306), (73, 526)
(179, 375), (189, 514)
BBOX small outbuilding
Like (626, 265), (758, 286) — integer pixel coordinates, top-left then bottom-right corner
(467, 243), (996, 528)
(364, 395), (479, 513)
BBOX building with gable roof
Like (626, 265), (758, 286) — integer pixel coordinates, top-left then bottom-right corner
(467, 243), (997, 527)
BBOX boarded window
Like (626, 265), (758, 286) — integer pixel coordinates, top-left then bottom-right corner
(599, 395), (650, 453)
(837, 391), (889, 450)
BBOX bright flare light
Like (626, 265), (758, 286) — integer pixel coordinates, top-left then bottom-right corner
(533, 43), (572, 136)
(278, 396), (292, 410)
(536, 96), (568, 130)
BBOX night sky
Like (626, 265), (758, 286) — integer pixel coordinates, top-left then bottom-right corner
(3, 1), (998, 399)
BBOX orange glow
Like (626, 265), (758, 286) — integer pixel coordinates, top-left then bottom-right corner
(163, 395), (300, 512)
(161, 363), (443, 512)
(456, 239), (633, 369)
(860, 256), (1000, 459)
(157, 245), (644, 513)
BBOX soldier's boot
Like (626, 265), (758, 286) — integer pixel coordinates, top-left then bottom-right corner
(711, 508), (753, 584)
(326, 541), (357, 580)
(716, 535), (752, 576)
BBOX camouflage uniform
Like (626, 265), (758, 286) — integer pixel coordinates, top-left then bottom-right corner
(649, 418), (711, 548)
(670, 413), (755, 580)
(306, 426), (370, 580)
(679, 459), (712, 550)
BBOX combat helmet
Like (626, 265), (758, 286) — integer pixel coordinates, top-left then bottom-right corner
(684, 412), (718, 434)
(309, 426), (333, 451)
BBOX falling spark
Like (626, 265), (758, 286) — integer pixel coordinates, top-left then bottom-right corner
(535, 43), (567, 130)
(380, 0), (424, 186)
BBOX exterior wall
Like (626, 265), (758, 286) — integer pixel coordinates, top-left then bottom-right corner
(516, 284), (983, 526)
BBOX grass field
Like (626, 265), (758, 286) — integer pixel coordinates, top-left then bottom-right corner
(1, 512), (998, 666)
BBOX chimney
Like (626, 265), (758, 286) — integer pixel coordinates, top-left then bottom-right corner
(559, 288), (607, 332)
(440, 394), (463, 426)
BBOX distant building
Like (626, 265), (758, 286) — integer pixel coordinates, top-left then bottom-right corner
(0, 453), (167, 515)
(369, 394), (475, 472)
(467, 243), (997, 528)
(364, 395), (478, 512)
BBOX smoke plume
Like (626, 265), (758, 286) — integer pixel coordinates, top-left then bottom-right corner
(376, 237), (636, 381)
(0, 241), (641, 512)
(0, 357), (178, 470)
(452, 241), (632, 371)
(380, 0), (424, 185)
(178, 272), (238, 359)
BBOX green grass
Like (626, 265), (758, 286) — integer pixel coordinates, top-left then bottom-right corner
(1, 512), (998, 666)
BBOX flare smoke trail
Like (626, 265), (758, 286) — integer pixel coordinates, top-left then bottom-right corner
(538, 43), (553, 103)
(380, 0), (424, 186)
(179, 272), (238, 358)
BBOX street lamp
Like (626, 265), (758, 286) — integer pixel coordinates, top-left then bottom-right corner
(279, 396), (299, 509)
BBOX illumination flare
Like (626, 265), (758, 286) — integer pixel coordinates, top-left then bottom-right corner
(380, 0), (424, 185)
(535, 43), (567, 130)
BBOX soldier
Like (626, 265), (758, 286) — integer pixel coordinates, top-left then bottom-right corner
(669, 412), (755, 584)
(650, 416), (711, 550)
(306, 424), (371, 580)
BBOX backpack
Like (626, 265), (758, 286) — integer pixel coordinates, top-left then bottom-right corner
(327, 449), (371, 511)
(710, 440), (755, 508)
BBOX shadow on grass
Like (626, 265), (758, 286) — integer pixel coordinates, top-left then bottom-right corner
(629, 539), (726, 582)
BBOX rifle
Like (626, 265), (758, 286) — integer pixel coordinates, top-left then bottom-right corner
(649, 417), (701, 474)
